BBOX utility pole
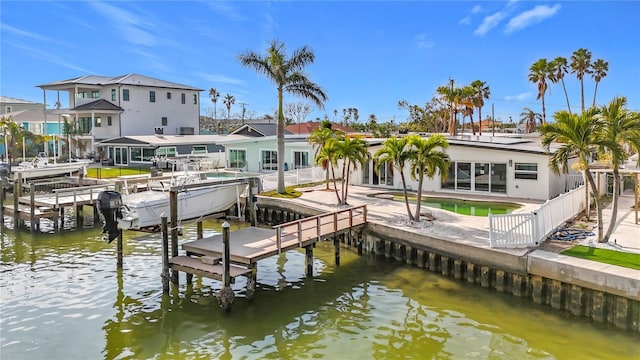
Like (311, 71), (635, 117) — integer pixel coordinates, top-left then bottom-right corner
(239, 102), (248, 126)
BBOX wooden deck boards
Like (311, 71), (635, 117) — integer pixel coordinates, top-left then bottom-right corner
(169, 256), (252, 283)
(182, 210), (366, 265)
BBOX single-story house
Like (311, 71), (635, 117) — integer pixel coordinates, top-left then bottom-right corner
(216, 134), (314, 172)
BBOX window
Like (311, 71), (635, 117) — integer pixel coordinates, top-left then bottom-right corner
(111, 89), (116, 101)
(442, 161), (506, 193)
(192, 145), (207, 154)
(193, 94), (198, 104)
(474, 163), (490, 192)
(293, 151), (309, 169)
(5, 106), (11, 113)
(515, 163), (538, 180)
(123, 89), (130, 101)
(161, 117), (168, 126)
(95, 117), (102, 127)
(156, 147), (177, 158)
(78, 117), (92, 134)
(149, 91), (156, 102)
(229, 149), (246, 169)
(491, 163), (507, 193)
(261, 150), (278, 171)
(181, 93), (186, 104)
(91, 91), (100, 99)
(130, 147), (156, 162)
(167, 92), (171, 100)
(76, 92), (88, 99)
(107, 116), (112, 126)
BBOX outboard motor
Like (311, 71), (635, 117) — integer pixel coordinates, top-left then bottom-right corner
(98, 191), (123, 243)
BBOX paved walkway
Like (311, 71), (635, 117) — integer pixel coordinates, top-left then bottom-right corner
(290, 184), (639, 254)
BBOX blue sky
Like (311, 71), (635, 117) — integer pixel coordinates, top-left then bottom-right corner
(1, 1), (639, 125)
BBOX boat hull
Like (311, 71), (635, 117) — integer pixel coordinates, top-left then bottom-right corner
(117, 183), (246, 230)
(11, 161), (91, 180)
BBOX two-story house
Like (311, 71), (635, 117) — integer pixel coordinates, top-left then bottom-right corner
(38, 74), (202, 158)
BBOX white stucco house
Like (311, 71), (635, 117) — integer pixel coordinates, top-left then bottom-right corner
(37, 74), (202, 157)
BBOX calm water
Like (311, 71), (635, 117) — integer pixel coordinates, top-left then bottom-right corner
(1, 220), (638, 359)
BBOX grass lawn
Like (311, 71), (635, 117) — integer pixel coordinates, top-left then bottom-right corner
(261, 182), (325, 199)
(561, 245), (640, 270)
(86, 167), (150, 179)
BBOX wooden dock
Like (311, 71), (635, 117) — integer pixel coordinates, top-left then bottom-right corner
(163, 205), (367, 309)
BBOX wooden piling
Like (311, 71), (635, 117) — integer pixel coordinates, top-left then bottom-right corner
(13, 176), (19, 228)
(29, 183), (35, 231)
(219, 221), (234, 311)
(170, 190), (179, 284)
(161, 214), (169, 293)
(305, 245), (313, 277)
(116, 229), (123, 269)
(0, 183), (4, 228)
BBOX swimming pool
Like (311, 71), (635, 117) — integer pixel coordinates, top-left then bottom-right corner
(377, 193), (521, 216)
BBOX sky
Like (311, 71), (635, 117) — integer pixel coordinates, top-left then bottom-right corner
(1, 0), (639, 125)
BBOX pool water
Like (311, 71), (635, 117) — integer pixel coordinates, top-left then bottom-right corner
(395, 195), (521, 216)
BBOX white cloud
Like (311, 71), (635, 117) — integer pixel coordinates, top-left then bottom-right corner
(198, 73), (245, 86)
(505, 4), (561, 33)
(89, 2), (158, 47)
(206, 2), (246, 21)
(505, 93), (531, 102)
(414, 34), (434, 49)
(7, 41), (92, 74)
(471, 5), (483, 14)
(459, 16), (471, 26)
(474, 11), (507, 36)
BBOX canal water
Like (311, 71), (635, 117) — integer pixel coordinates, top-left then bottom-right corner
(1, 220), (638, 359)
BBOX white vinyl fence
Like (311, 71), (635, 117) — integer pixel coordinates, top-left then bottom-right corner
(259, 167), (326, 192)
(489, 185), (586, 248)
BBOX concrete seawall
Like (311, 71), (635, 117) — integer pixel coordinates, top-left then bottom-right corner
(255, 192), (640, 333)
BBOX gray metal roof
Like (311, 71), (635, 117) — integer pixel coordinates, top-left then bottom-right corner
(38, 74), (202, 91)
(0, 96), (42, 105)
(73, 99), (123, 112)
(97, 134), (250, 147)
(230, 123), (292, 137)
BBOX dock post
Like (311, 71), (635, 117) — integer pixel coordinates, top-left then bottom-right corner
(116, 229), (123, 269)
(218, 221), (234, 312)
(246, 263), (257, 299)
(170, 189), (179, 284)
(13, 175), (20, 228)
(0, 182), (4, 228)
(197, 220), (203, 239)
(29, 183), (35, 231)
(248, 178), (258, 226)
(305, 245), (313, 277)
(161, 214), (169, 293)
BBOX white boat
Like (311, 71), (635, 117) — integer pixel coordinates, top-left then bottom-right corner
(12, 156), (92, 181)
(116, 171), (248, 230)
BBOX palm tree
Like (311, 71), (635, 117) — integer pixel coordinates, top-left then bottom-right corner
(570, 48), (593, 113)
(591, 58), (609, 108)
(239, 39), (328, 194)
(540, 108), (605, 242)
(374, 136), (414, 220)
(471, 80), (490, 135)
(309, 120), (344, 189)
(596, 97), (640, 242)
(528, 58), (554, 124)
(335, 136), (368, 205)
(519, 107), (542, 134)
(209, 87), (220, 124)
(314, 138), (342, 203)
(0, 116), (33, 168)
(407, 134), (450, 222)
(436, 83), (463, 136)
(223, 93), (235, 121)
(551, 57), (572, 114)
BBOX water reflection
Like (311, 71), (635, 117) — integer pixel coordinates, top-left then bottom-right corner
(1, 221), (639, 359)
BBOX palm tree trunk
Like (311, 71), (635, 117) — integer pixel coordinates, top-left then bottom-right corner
(592, 81), (599, 108)
(400, 171), (414, 221)
(331, 165), (341, 203)
(340, 161), (347, 205)
(541, 95), (547, 124)
(277, 87), (285, 194)
(344, 159), (351, 205)
(580, 79), (585, 113)
(603, 169), (620, 242)
(414, 176), (424, 221)
(561, 79), (572, 114)
(478, 106), (482, 136)
(324, 164), (330, 190)
(470, 113), (476, 136)
(585, 169), (604, 242)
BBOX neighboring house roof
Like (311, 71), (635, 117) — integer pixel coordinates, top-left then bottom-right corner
(0, 96), (42, 105)
(97, 134), (250, 147)
(230, 123), (292, 137)
(73, 99), (123, 112)
(1, 109), (59, 123)
(38, 74), (202, 91)
(284, 121), (356, 134)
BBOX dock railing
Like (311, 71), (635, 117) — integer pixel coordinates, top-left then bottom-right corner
(51, 184), (115, 209)
(273, 205), (367, 253)
(489, 185), (586, 248)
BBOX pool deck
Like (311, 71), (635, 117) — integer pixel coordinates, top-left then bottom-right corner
(268, 184), (640, 301)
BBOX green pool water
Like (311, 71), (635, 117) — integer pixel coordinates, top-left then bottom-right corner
(394, 195), (521, 216)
